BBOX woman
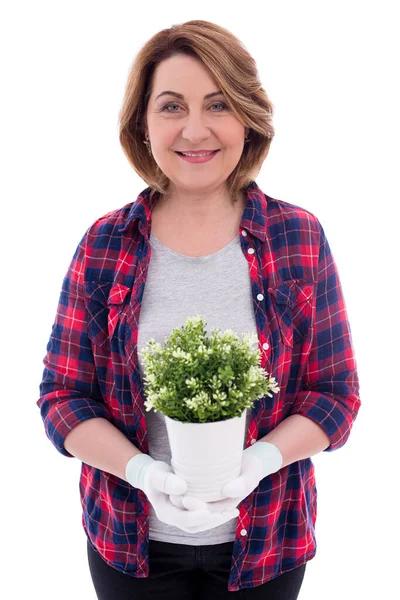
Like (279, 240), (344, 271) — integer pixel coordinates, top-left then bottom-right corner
(37, 20), (361, 599)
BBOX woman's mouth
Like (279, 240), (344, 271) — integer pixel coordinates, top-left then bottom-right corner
(175, 150), (220, 164)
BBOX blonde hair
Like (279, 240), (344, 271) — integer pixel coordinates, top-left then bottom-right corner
(118, 19), (275, 204)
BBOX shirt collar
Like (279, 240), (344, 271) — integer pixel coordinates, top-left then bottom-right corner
(120, 180), (268, 242)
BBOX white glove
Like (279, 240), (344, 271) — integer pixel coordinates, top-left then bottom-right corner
(170, 441), (283, 514)
(125, 453), (239, 533)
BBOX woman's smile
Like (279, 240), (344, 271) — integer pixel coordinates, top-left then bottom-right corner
(175, 149), (221, 163)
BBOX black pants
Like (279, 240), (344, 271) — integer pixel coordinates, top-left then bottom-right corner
(87, 538), (306, 599)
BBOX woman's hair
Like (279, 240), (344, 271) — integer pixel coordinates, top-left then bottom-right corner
(118, 20), (275, 204)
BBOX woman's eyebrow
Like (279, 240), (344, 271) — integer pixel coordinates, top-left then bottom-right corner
(155, 90), (224, 101)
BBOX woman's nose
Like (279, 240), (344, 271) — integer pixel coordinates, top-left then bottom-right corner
(180, 113), (212, 142)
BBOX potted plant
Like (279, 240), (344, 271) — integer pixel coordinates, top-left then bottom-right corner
(138, 315), (280, 502)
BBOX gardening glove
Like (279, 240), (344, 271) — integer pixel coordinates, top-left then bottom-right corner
(170, 441), (283, 514)
(125, 453), (239, 533)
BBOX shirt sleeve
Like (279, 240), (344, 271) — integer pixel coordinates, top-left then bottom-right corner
(37, 229), (112, 457)
(289, 222), (361, 451)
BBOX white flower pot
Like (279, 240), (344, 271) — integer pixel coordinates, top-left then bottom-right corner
(164, 409), (247, 502)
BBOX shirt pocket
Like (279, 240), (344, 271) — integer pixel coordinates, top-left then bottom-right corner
(268, 279), (314, 348)
(84, 281), (131, 351)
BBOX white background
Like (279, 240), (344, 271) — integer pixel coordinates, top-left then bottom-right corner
(1, 1), (398, 598)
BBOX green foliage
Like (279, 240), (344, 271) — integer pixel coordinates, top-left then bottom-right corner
(138, 315), (280, 423)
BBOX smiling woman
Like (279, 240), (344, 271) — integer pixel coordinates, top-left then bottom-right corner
(37, 17), (360, 600)
(118, 22), (275, 210)
(143, 52), (263, 212)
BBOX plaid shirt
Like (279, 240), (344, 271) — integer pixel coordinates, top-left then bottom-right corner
(37, 180), (361, 591)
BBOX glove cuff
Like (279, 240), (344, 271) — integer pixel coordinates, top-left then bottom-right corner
(125, 453), (154, 491)
(246, 441), (283, 477)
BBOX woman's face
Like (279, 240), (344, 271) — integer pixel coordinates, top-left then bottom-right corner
(145, 54), (246, 195)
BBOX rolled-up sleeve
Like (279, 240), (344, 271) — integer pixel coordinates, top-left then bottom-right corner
(290, 223), (361, 451)
(37, 230), (112, 457)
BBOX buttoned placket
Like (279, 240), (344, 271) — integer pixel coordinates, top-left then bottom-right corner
(240, 227), (271, 448)
(228, 225), (275, 589)
(233, 229), (260, 550)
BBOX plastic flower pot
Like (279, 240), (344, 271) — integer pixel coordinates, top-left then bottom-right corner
(164, 408), (247, 502)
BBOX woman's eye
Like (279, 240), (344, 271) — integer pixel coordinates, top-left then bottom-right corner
(161, 102), (228, 112)
(161, 103), (180, 112)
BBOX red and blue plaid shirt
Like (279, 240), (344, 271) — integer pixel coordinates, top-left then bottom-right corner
(37, 180), (361, 591)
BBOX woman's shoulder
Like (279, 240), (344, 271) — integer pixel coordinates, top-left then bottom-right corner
(264, 193), (323, 237)
(84, 188), (152, 239)
(87, 202), (136, 235)
(265, 191), (318, 219)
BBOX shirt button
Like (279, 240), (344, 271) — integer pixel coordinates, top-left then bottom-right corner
(241, 230), (247, 236)
(257, 293), (264, 301)
(250, 439), (256, 445)
(240, 529), (247, 536)
(263, 342), (269, 350)
(248, 247), (255, 254)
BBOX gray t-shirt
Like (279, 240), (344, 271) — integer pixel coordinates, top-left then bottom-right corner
(136, 230), (257, 545)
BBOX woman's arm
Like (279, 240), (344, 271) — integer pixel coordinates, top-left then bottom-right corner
(258, 414), (330, 469)
(37, 230), (114, 457)
(64, 418), (142, 481)
(285, 222), (361, 454)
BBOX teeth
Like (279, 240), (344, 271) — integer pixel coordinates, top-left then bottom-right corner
(181, 151), (215, 157)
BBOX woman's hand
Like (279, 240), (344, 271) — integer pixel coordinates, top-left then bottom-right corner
(145, 461), (240, 531)
(170, 441), (283, 513)
(126, 454), (239, 532)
